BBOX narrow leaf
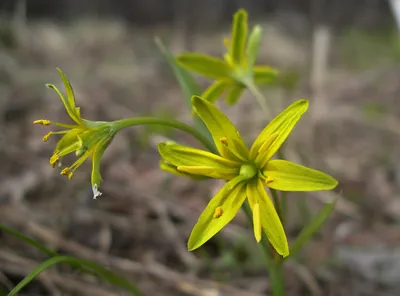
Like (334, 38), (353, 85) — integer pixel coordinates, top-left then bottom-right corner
(8, 256), (142, 296)
(289, 200), (337, 258)
(154, 37), (214, 150)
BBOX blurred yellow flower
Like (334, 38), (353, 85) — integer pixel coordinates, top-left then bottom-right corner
(176, 9), (277, 105)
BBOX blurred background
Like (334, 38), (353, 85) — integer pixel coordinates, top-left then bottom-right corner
(1, 0), (400, 295)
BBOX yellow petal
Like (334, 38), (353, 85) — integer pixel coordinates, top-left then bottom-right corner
(91, 136), (113, 195)
(263, 160), (338, 191)
(230, 9), (248, 65)
(250, 99), (309, 161)
(253, 66), (278, 85)
(253, 202), (262, 242)
(246, 179), (289, 257)
(158, 143), (241, 168)
(201, 81), (230, 103)
(159, 161), (208, 180)
(176, 53), (232, 80)
(225, 84), (244, 105)
(178, 166), (239, 180)
(191, 96), (249, 161)
(188, 180), (246, 251)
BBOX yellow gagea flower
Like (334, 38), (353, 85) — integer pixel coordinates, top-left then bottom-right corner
(34, 69), (115, 199)
(159, 96), (338, 257)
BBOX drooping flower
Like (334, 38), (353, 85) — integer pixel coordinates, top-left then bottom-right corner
(176, 9), (277, 105)
(158, 96), (338, 257)
(34, 69), (115, 199)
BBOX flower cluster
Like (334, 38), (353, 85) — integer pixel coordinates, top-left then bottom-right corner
(34, 69), (115, 199)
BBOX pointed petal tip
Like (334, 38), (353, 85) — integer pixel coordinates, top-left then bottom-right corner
(191, 95), (203, 106)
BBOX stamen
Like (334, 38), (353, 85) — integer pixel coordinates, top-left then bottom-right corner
(43, 132), (52, 142)
(33, 120), (51, 126)
(49, 153), (59, 168)
(68, 172), (73, 179)
(220, 137), (229, 146)
(265, 176), (274, 184)
(213, 207), (224, 218)
(60, 167), (70, 176)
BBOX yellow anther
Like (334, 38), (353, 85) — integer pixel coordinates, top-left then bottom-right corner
(33, 120), (51, 126)
(68, 172), (73, 179)
(49, 153), (59, 168)
(220, 137), (229, 146)
(43, 132), (52, 142)
(213, 207), (224, 218)
(265, 176), (274, 184)
(60, 167), (70, 176)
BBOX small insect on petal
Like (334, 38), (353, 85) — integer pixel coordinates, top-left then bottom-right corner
(92, 184), (102, 199)
(33, 120), (51, 126)
(213, 206), (224, 218)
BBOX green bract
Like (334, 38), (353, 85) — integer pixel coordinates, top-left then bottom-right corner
(176, 9), (277, 105)
(158, 96), (338, 257)
(34, 68), (115, 199)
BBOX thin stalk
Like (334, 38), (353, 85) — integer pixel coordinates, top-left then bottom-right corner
(245, 82), (272, 120)
(247, 82), (285, 296)
(112, 117), (216, 153)
(242, 201), (284, 296)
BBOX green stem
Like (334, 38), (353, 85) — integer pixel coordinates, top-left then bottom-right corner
(247, 82), (285, 296)
(245, 82), (272, 120)
(112, 117), (216, 153)
(242, 201), (284, 296)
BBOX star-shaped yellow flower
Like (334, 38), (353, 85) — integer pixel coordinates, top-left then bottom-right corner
(34, 69), (115, 199)
(176, 9), (277, 104)
(159, 96), (338, 257)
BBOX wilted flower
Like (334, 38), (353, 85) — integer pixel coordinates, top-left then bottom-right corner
(159, 96), (338, 257)
(34, 69), (115, 199)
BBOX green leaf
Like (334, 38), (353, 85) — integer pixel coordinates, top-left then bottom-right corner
(289, 200), (337, 258)
(202, 80), (230, 103)
(231, 9), (248, 65)
(176, 53), (232, 80)
(7, 256), (142, 296)
(253, 66), (278, 84)
(225, 84), (244, 105)
(246, 25), (262, 69)
(0, 225), (57, 257)
(264, 160), (338, 191)
(154, 38), (201, 108)
(154, 37), (214, 151)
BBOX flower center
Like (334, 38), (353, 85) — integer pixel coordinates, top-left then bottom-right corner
(239, 163), (257, 180)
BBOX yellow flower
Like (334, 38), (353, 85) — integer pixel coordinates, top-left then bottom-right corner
(158, 96), (338, 257)
(176, 9), (277, 104)
(34, 69), (115, 199)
